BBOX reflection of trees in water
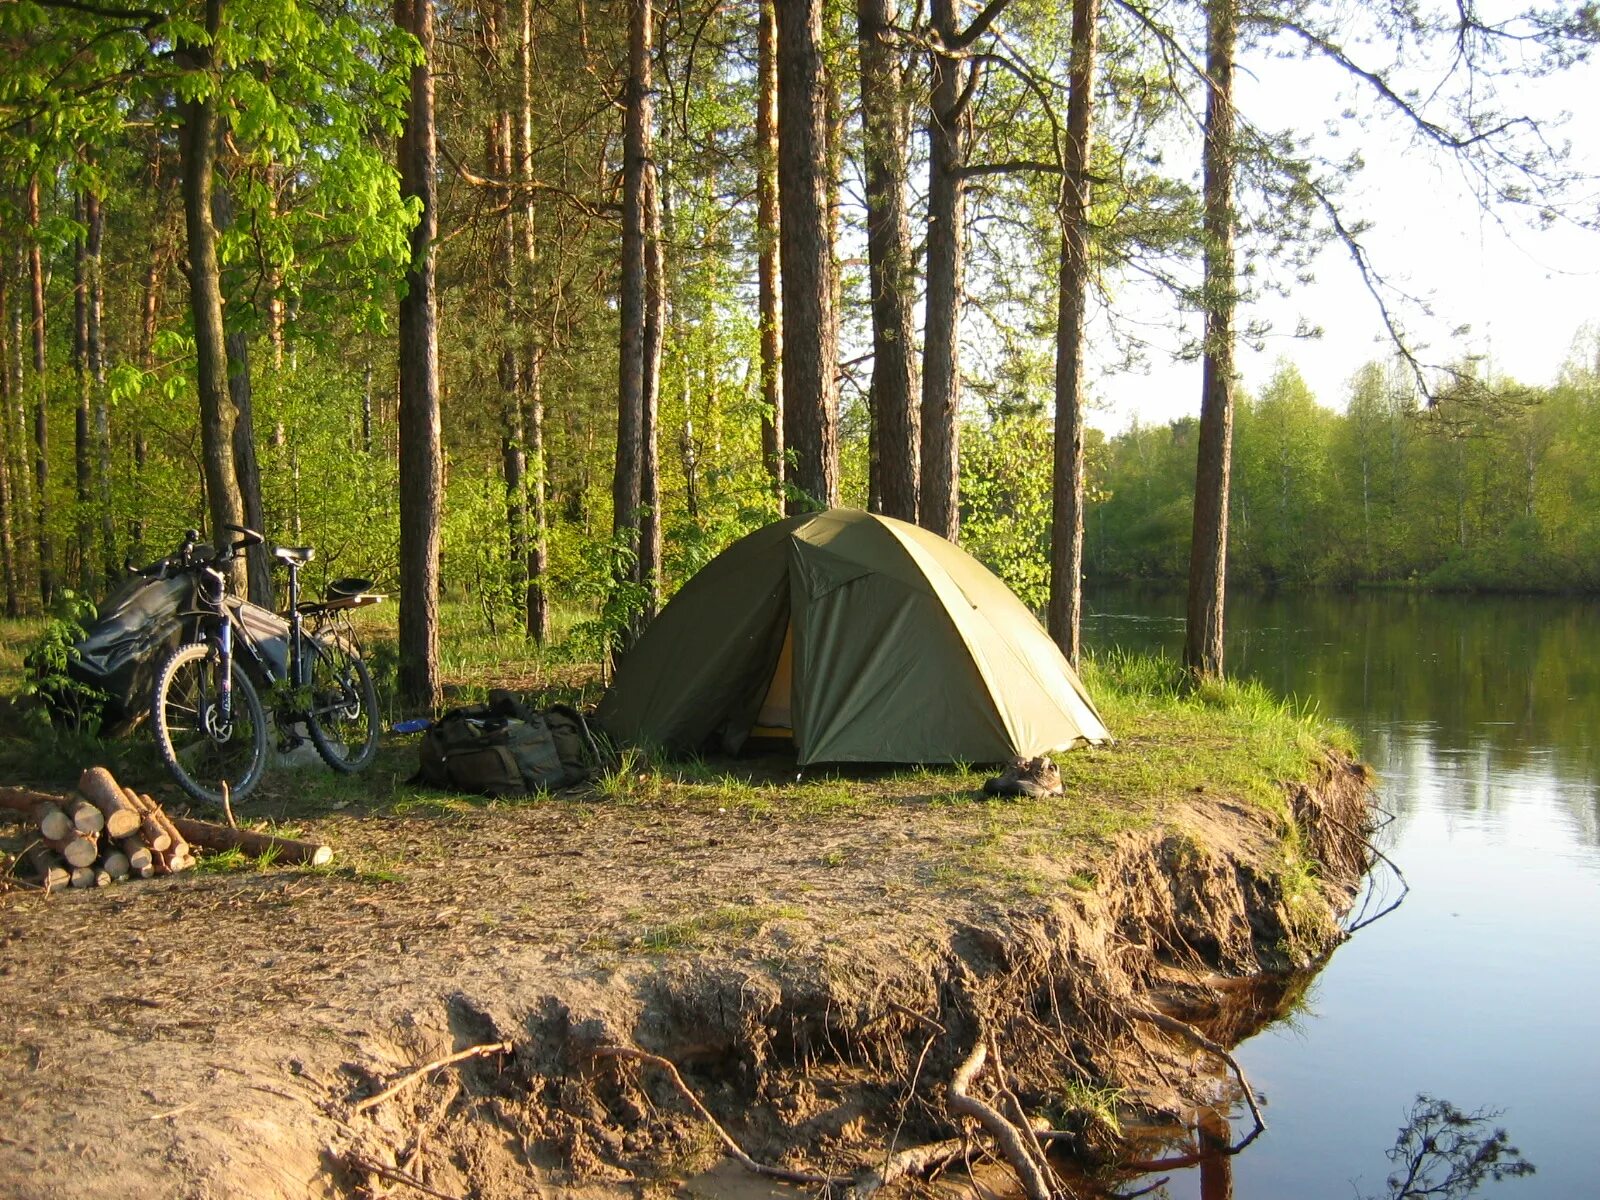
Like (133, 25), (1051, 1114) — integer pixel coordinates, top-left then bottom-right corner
(1085, 590), (1600, 848)
(1105, 1095), (1533, 1199)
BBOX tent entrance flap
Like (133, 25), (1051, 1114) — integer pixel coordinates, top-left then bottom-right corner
(750, 622), (795, 738)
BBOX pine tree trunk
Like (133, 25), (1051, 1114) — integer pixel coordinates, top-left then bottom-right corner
(87, 186), (114, 583)
(515, 0), (549, 644)
(639, 157), (664, 620)
(28, 172), (53, 606)
(614, 0), (652, 580)
(857, 0), (919, 523)
(488, 100), (530, 629)
(757, 0), (783, 503)
(0, 268), (18, 616)
(1047, 0), (1100, 668)
(9, 246), (34, 605)
(776, 0), (839, 514)
(73, 187), (94, 590)
(179, 0), (248, 594)
(1183, 0), (1237, 678)
(920, 0), (965, 541)
(395, 0), (443, 712)
(212, 181), (271, 606)
(524, 346), (549, 643)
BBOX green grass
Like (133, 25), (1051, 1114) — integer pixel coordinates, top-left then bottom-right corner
(634, 902), (805, 953)
(0, 609), (1355, 911)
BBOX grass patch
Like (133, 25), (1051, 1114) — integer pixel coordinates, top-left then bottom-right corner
(634, 902), (805, 953)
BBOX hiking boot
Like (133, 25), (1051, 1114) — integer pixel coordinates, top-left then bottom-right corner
(983, 755), (1062, 799)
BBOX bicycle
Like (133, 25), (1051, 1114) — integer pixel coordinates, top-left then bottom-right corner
(147, 524), (383, 806)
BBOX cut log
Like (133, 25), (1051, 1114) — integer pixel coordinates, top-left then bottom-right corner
(25, 846), (69, 891)
(133, 792), (188, 860)
(33, 801), (73, 842)
(94, 868), (111, 887)
(69, 865), (97, 888)
(45, 833), (99, 868)
(129, 797), (173, 852)
(66, 798), (106, 836)
(170, 817), (333, 867)
(102, 850), (131, 882)
(78, 767), (142, 838)
(120, 839), (154, 873)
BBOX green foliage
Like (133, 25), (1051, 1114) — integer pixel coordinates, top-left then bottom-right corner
(960, 413), (1055, 609)
(1086, 345), (1600, 593)
(20, 591), (106, 734)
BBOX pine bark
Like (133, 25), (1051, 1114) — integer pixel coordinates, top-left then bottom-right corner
(857, 0), (919, 522)
(639, 155), (664, 618)
(28, 172), (53, 605)
(73, 188), (94, 589)
(179, 0), (249, 593)
(1184, 0), (1237, 678)
(488, 102), (530, 638)
(0, 266), (17, 615)
(395, 0), (444, 711)
(1048, 0), (1101, 668)
(514, 0), (549, 643)
(87, 185), (114, 584)
(776, 0), (839, 514)
(614, 0), (652, 580)
(212, 181), (271, 606)
(756, 0), (783, 502)
(920, 0), (966, 541)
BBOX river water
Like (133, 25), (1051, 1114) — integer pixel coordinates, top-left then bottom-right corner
(1082, 590), (1600, 1199)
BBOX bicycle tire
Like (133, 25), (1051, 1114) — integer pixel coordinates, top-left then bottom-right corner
(151, 642), (269, 806)
(305, 637), (380, 773)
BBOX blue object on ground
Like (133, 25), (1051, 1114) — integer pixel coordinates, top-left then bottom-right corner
(391, 717), (432, 734)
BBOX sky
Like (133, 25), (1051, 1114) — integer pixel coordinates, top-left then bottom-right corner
(1083, 17), (1600, 434)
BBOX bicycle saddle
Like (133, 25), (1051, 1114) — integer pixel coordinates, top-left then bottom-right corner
(273, 545), (315, 566)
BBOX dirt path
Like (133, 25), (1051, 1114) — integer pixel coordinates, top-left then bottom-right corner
(0, 757), (1372, 1200)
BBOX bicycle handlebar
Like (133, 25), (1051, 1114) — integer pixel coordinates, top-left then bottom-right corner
(146, 524), (265, 576)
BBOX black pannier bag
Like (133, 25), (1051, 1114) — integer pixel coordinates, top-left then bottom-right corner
(68, 569), (291, 729)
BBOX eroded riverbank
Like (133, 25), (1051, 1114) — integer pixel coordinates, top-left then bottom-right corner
(0, 741), (1372, 1200)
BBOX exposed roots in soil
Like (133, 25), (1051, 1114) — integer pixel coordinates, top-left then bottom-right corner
(325, 757), (1375, 1200)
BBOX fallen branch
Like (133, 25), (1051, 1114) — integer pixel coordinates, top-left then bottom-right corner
(1130, 1008), (1265, 1152)
(170, 816), (332, 867)
(946, 1042), (1053, 1200)
(594, 1044), (851, 1187)
(341, 1150), (467, 1200)
(354, 1041), (513, 1114)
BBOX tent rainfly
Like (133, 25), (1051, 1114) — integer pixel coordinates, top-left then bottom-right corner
(597, 509), (1111, 765)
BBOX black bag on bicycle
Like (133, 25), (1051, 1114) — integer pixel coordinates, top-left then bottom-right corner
(415, 689), (595, 796)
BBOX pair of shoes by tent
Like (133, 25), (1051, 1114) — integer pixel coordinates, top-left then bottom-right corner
(983, 756), (1063, 799)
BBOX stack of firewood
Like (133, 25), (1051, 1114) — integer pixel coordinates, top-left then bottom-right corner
(1, 767), (195, 889)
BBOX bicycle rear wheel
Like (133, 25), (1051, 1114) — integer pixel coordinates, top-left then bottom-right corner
(151, 642), (268, 806)
(305, 637), (380, 772)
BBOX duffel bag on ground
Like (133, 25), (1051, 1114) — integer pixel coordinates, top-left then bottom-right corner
(415, 689), (594, 796)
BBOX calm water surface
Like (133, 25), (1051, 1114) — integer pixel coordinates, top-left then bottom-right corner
(1083, 591), (1600, 1198)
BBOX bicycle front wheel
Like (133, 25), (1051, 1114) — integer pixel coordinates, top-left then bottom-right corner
(151, 642), (268, 806)
(305, 637), (380, 773)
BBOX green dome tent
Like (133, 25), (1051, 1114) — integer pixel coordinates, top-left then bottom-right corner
(597, 509), (1110, 765)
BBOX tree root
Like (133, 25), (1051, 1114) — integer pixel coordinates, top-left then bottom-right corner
(1129, 1007), (1265, 1152)
(354, 1041), (513, 1115)
(341, 1149), (467, 1200)
(593, 1044), (852, 1187)
(946, 1041), (1055, 1200)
